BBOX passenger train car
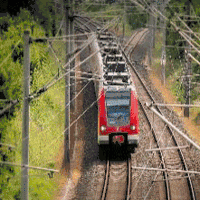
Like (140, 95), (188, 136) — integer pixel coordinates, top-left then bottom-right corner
(90, 30), (140, 152)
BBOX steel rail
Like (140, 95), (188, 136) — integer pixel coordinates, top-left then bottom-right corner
(80, 16), (99, 31)
(100, 154), (132, 200)
(76, 14), (103, 27)
(136, 67), (196, 199)
(126, 155), (132, 200)
(129, 30), (150, 63)
(76, 17), (94, 31)
(101, 156), (110, 200)
(120, 32), (196, 199)
(75, 18), (91, 32)
(76, 16), (99, 32)
(82, 16), (103, 27)
(122, 31), (170, 198)
(124, 28), (148, 53)
(138, 100), (171, 199)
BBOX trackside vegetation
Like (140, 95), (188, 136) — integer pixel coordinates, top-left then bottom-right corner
(152, 0), (200, 125)
(0, 9), (65, 199)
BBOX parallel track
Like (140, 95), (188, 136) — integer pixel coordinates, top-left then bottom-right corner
(122, 31), (196, 199)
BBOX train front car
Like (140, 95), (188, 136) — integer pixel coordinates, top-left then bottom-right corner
(95, 30), (140, 154)
(98, 86), (139, 151)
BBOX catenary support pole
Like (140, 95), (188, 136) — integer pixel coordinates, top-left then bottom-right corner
(70, 0), (75, 109)
(148, 2), (154, 66)
(184, 0), (192, 118)
(152, 0), (156, 48)
(64, 0), (70, 166)
(123, 0), (126, 44)
(161, 0), (167, 85)
(21, 30), (30, 200)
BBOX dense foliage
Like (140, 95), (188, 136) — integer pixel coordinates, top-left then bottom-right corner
(0, 9), (65, 199)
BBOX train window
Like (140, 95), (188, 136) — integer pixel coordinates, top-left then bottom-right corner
(106, 91), (130, 126)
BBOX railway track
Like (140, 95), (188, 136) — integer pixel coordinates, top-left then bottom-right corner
(75, 15), (102, 33)
(72, 19), (198, 199)
(123, 30), (196, 199)
(99, 153), (132, 200)
(124, 28), (149, 55)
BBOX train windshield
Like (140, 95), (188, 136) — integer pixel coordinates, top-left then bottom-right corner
(106, 91), (130, 126)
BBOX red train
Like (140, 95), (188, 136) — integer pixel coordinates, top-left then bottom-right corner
(90, 30), (140, 152)
(98, 85), (139, 147)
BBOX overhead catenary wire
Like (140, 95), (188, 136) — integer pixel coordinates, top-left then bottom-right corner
(131, 166), (200, 175)
(186, 51), (200, 66)
(0, 39), (22, 68)
(87, 9), (124, 15)
(182, 29), (200, 36)
(30, 57), (124, 160)
(30, 79), (93, 164)
(192, 82), (200, 86)
(49, 39), (91, 42)
(143, 109), (176, 200)
(146, 24), (181, 31)
(181, 31), (200, 49)
(181, 74), (200, 77)
(0, 143), (15, 148)
(50, 15), (65, 45)
(153, 103), (200, 108)
(33, 32), (93, 41)
(132, 0), (200, 56)
(165, 45), (196, 50)
(0, 15), (115, 115)
(0, 35), (96, 115)
(28, 35), (97, 100)
(175, 14), (200, 41)
(0, 99), (14, 102)
(146, 102), (200, 150)
(128, 105), (180, 200)
(119, 34), (198, 197)
(101, 16), (121, 32)
(77, 14), (103, 27)
(0, 161), (59, 172)
(43, 45), (103, 94)
(76, 17), (99, 31)
(32, 88), (103, 163)
(32, 34), (128, 160)
(0, 99), (19, 116)
(48, 40), (63, 66)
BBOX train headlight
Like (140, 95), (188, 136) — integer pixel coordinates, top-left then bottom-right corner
(100, 125), (106, 132)
(130, 125), (136, 130)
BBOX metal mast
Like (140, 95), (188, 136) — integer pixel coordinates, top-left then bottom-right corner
(184, 0), (192, 118)
(64, 0), (70, 166)
(161, 0), (167, 85)
(70, 0), (75, 109)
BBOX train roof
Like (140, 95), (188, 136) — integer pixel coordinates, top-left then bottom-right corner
(97, 31), (135, 90)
